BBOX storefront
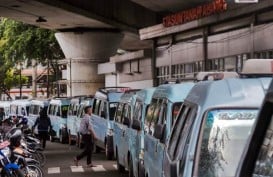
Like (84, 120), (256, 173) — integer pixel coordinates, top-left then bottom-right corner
(140, 0), (273, 85)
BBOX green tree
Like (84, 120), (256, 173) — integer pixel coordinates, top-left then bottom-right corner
(0, 18), (64, 98)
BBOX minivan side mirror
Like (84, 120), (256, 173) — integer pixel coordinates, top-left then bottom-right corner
(153, 124), (165, 142)
(123, 117), (130, 127)
(132, 119), (141, 131)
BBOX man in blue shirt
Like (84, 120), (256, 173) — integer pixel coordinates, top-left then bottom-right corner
(74, 106), (97, 167)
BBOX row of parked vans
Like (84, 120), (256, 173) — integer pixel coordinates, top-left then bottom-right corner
(0, 59), (271, 177)
(107, 59), (273, 177)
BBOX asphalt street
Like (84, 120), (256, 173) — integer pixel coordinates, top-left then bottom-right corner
(43, 141), (128, 177)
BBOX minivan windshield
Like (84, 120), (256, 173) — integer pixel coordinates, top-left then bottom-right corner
(196, 109), (258, 177)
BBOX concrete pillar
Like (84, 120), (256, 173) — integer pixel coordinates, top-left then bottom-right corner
(32, 59), (37, 98)
(55, 30), (124, 96)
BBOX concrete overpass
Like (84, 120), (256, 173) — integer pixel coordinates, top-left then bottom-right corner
(0, 0), (210, 95)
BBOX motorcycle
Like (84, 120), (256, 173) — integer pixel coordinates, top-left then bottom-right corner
(0, 141), (24, 177)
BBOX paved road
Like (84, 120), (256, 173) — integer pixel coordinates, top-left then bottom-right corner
(42, 141), (128, 177)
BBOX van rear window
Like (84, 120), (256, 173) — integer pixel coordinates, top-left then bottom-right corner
(196, 109), (257, 177)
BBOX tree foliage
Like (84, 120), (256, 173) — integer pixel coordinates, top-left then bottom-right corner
(0, 18), (64, 98)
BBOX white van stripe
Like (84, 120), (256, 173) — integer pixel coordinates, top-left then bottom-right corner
(48, 167), (60, 174)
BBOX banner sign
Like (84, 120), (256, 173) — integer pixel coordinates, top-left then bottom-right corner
(163, 0), (227, 27)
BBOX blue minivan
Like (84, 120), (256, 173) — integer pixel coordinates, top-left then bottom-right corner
(91, 87), (130, 160)
(75, 97), (93, 148)
(142, 83), (195, 177)
(67, 96), (93, 145)
(113, 90), (139, 175)
(236, 80), (273, 177)
(48, 97), (70, 143)
(129, 88), (155, 177)
(163, 68), (271, 177)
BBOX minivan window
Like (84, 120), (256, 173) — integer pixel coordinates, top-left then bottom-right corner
(99, 101), (107, 119)
(172, 102), (182, 125)
(109, 103), (118, 120)
(124, 104), (131, 120)
(147, 99), (163, 135)
(115, 103), (124, 123)
(167, 105), (189, 160)
(133, 101), (142, 121)
(61, 105), (69, 118)
(195, 109), (257, 177)
(252, 114), (273, 176)
(93, 99), (101, 115)
(10, 105), (17, 115)
(48, 105), (54, 115)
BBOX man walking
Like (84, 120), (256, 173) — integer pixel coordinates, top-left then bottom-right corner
(74, 106), (97, 167)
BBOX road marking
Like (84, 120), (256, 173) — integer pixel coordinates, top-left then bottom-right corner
(71, 166), (84, 172)
(113, 164), (117, 169)
(48, 167), (60, 174)
(92, 165), (106, 172)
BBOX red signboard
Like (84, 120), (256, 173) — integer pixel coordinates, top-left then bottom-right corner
(163, 0), (227, 27)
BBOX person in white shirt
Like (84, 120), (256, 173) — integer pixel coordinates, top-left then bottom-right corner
(74, 106), (97, 167)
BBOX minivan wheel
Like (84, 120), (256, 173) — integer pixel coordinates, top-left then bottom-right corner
(68, 130), (72, 145)
(129, 156), (134, 177)
(116, 149), (125, 173)
(105, 142), (113, 160)
(50, 135), (54, 142)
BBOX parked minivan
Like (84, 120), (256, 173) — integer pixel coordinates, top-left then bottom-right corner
(113, 90), (139, 175)
(235, 80), (273, 177)
(48, 97), (70, 143)
(0, 101), (11, 120)
(235, 60), (273, 177)
(9, 99), (31, 118)
(124, 88), (156, 177)
(163, 63), (271, 177)
(74, 97), (93, 147)
(28, 99), (49, 134)
(91, 87), (130, 159)
(142, 83), (195, 177)
(67, 96), (93, 145)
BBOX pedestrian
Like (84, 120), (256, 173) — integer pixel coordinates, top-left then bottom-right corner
(74, 106), (97, 167)
(32, 108), (52, 149)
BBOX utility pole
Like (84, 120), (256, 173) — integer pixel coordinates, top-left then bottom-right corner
(19, 62), (22, 99)
(47, 59), (50, 98)
(32, 59), (37, 98)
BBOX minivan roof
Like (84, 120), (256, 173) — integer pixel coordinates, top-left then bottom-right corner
(30, 99), (49, 107)
(119, 91), (138, 104)
(0, 101), (11, 108)
(95, 90), (124, 103)
(186, 77), (271, 110)
(10, 99), (31, 106)
(50, 98), (70, 105)
(153, 83), (195, 103)
(136, 87), (156, 105)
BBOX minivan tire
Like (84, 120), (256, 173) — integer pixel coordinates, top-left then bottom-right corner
(116, 149), (125, 173)
(106, 141), (113, 160)
(129, 156), (134, 177)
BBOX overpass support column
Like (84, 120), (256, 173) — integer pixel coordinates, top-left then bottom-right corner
(55, 30), (123, 96)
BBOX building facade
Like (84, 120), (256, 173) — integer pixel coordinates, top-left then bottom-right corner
(100, 0), (273, 87)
